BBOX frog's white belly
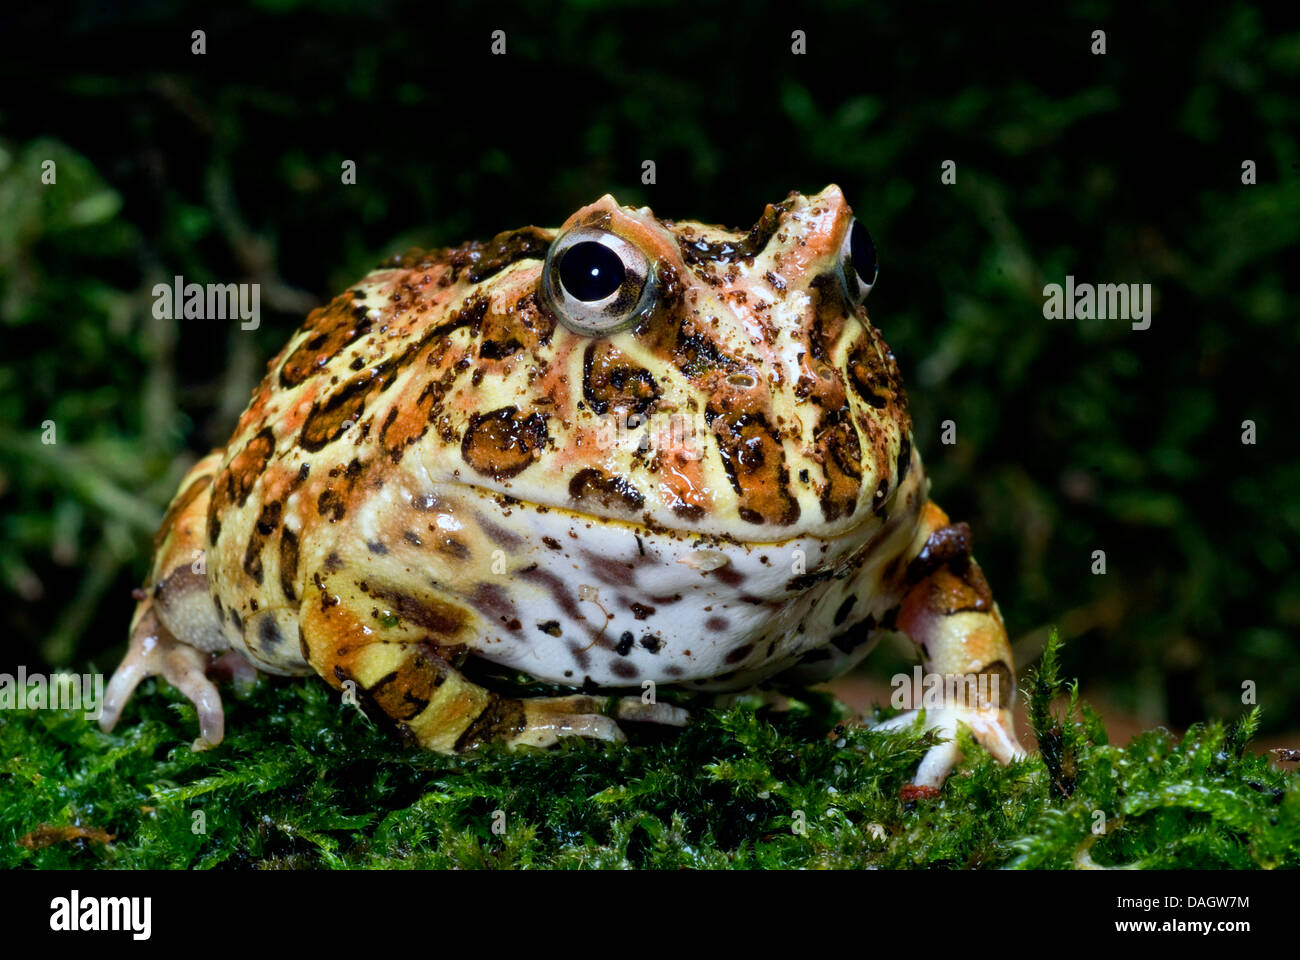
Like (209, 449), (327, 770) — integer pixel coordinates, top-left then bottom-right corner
(446, 461), (928, 689)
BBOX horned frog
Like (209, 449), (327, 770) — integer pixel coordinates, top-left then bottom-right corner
(100, 186), (1024, 790)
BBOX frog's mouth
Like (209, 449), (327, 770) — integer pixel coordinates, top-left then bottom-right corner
(440, 455), (914, 553)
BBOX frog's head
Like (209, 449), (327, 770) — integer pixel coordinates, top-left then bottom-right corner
(509, 185), (913, 541)
(372, 187), (912, 544)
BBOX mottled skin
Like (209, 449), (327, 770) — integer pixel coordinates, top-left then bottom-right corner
(100, 186), (1023, 788)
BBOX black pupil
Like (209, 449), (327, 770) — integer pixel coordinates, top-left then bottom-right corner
(849, 220), (877, 284)
(559, 241), (626, 301)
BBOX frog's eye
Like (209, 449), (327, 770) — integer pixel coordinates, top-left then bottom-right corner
(840, 218), (878, 306)
(542, 228), (655, 335)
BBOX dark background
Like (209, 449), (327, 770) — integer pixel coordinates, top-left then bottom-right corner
(1, 0), (1297, 734)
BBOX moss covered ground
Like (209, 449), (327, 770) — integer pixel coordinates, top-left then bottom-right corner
(3, 635), (1296, 870)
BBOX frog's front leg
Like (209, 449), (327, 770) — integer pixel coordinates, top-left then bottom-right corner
(299, 571), (686, 753)
(877, 500), (1025, 793)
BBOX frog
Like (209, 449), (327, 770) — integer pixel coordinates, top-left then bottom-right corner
(99, 185), (1024, 790)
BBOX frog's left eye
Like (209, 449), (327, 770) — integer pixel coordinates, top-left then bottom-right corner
(840, 219), (878, 306)
(542, 228), (655, 335)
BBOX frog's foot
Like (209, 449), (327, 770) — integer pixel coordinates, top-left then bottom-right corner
(99, 605), (226, 751)
(876, 704), (1024, 791)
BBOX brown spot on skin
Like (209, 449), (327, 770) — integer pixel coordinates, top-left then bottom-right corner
(675, 331), (741, 380)
(807, 273), (850, 362)
(453, 694), (528, 751)
(153, 472), (212, 549)
(629, 602), (655, 620)
(242, 500), (282, 586)
(580, 550), (638, 588)
(208, 429), (275, 545)
(443, 227), (552, 285)
(725, 644), (754, 664)
(471, 582), (522, 634)
(582, 341), (661, 415)
(610, 660), (639, 680)
(847, 325), (912, 438)
(299, 373), (373, 453)
(705, 616), (730, 632)
(568, 468), (645, 513)
(816, 408), (864, 522)
(317, 488), (346, 522)
(896, 432), (912, 486)
(541, 536), (562, 551)
(379, 379), (441, 463)
(521, 566), (610, 647)
(479, 516), (526, 550)
(831, 628), (872, 656)
(461, 406), (548, 479)
(280, 294), (374, 389)
(279, 528), (300, 601)
(833, 594), (857, 627)
(676, 200), (791, 269)
(479, 289), (555, 360)
(706, 408), (799, 526)
(786, 567), (836, 592)
(367, 584), (468, 638)
(537, 620), (562, 637)
(257, 616), (285, 653)
(432, 534), (471, 561)
(708, 564), (745, 588)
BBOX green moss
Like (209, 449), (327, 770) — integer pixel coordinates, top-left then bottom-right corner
(3, 634), (1296, 869)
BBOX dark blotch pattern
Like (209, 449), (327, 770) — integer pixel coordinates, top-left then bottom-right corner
(568, 468), (645, 513)
(461, 406), (549, 479)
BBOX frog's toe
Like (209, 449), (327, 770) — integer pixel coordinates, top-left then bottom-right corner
(875, 705), (1025, 791)
(513, 697), (628, 749)
(506, 694), (687, 749)
(611, 697), (689, 726)
(100, 605), (226, 750)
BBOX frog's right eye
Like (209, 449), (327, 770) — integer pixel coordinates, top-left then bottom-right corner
(840, 218), (878, 306)
(542, 228), (655, 335)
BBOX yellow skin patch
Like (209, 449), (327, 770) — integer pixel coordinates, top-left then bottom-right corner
(100, 187), (1023, 788)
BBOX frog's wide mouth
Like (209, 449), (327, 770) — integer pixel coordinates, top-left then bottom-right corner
(439, 476), (896, 551)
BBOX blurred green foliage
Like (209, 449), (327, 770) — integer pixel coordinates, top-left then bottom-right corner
(0, 1), (1298, 734)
